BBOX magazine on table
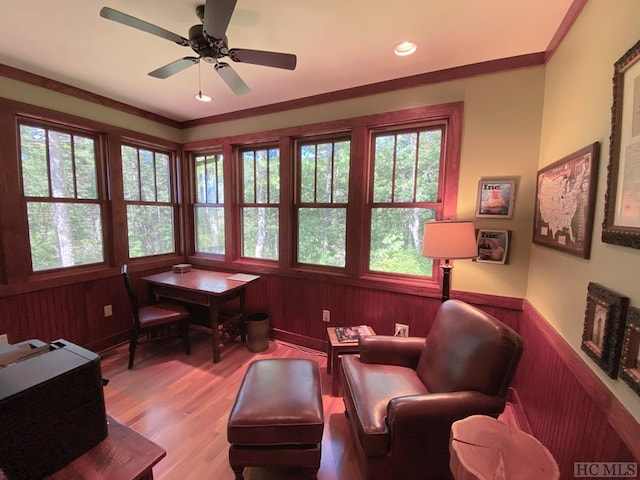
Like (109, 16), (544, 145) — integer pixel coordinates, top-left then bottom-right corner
(334, 325), (373, 343)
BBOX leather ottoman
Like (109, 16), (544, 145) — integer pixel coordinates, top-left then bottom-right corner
(227, 358), (324, 480)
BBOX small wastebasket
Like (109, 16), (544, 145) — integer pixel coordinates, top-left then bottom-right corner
(246, 313), (270, 353)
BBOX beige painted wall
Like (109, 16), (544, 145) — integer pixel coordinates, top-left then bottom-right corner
(0, 77), (182, 142)
(529, 0), (640, 422)
(184, 67), (546, 299)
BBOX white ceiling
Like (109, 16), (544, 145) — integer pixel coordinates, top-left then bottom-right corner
(0, 0), (575, 123)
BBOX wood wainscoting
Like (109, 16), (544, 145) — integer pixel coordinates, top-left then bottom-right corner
(515, 300), (639, 477)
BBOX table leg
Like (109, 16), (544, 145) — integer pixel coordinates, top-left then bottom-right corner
(210, 298), (221, 363)
(331, 352), (341, 396)
(239, 290), (247, 344)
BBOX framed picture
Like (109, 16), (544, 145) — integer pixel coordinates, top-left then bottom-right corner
(619, 306), (640, 397)
(475, 178), (516, 218)
(581, 282), (629, 378)
(475, 229), (510, 264)
(603, 39), (640, 249)
(532, 142), (600, 258)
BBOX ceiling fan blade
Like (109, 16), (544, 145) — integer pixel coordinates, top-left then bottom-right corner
(100, 7), (190, 46)
(228, 49), (297, 70)
(215, 62), (250, 96)
(203, 0), (237, 39)
(149, 57), (199, 79)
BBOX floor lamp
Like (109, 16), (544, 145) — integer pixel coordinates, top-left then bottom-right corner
(422, 220), (478, 302)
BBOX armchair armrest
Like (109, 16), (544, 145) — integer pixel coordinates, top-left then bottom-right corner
(359, 335), (426, 368)
(384, 391), (506, 478)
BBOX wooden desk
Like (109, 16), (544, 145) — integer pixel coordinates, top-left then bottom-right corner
(326, 326), (375, 396)
(0, 416), (165, 480)
(143, 269), (259, 363)
(450, 415), (559, 480)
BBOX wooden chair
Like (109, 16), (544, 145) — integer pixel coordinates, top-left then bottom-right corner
(121, 264), (191, 369)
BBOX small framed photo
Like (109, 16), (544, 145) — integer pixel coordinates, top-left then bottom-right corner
(475, 229), (510, 264)
(620, 307), (640, 397)
(475, 178), (516, 218)
(581, 282), (629, 378)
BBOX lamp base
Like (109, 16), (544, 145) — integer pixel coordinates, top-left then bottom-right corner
(440, 261), (453, 303)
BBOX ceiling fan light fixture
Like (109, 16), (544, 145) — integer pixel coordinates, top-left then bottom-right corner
(394, 40), (417, 57)
(195, 91), (212, 102)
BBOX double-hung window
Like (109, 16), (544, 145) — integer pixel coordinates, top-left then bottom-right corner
(19, 121), (104, 272)
(240, 146), (280, 260)
(121, 144), (176, 258)
(296, 137), (351, 268)
(368, 125), (443, 277)
(194, 152), (225, 255)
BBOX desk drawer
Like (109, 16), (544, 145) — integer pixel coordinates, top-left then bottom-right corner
(152, 285), (210, 307)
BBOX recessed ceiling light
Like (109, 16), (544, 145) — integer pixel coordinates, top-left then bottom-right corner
(195, 92), (212, 102)
(394, 41), (417, 57)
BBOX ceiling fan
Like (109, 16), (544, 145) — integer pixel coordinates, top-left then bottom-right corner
(99, 0), (297, 96)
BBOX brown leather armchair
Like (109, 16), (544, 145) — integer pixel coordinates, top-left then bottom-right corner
(341, 299), (524, 480)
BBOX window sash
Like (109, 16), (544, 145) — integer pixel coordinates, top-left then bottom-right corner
(367, 125), (445, 278)
(19, 121), (105, 272)
(121, 144), (177, 258)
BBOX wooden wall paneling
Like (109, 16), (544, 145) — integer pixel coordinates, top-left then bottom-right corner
(515, 302), (639, 476)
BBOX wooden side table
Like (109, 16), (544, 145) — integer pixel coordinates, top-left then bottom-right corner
(326, 326), (375, 396)
(449, 415), (559, 480)
(0, 416), (166, 480)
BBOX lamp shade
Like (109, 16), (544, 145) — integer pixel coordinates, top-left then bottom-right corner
(422, 220), (477, 259)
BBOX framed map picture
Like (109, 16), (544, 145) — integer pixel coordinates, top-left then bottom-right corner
(533, 142), (600, 258)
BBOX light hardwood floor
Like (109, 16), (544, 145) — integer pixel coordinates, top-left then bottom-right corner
(100, 330), (363, 480)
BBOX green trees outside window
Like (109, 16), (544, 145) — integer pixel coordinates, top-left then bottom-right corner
(19, 123), (104, 272)
(194, 152), (225, 255)
(240, 147), (279, 260)
(297, 139), (350, 267)
(121, 145), (175, 258)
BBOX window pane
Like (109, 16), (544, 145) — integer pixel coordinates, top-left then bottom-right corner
(300, 144), (316, 203)
(48, 131), (75, 198)
(74, 136), (98, 199)
(416, 130), (441, 202)
(269, 150), (280, 203)
(126, 205), (174, 257)
(155, 153), (170, 202)
(373, 135), (395, 202)
(139, 149), (156, 202)
(299, 140), (350, 204)
(242, 151), (255, 202)
(20, 125), (49, 197)
(369, 207), (435, 275)
(394, 132), (417, 202)
(195, 206), (225, 254)
(194, 153), (224, 204)
(122, 145), (140, 201)
(333, 141), (350, 203)
(373, 129), (442, 204)
(298, 208), (346, 267)
(316, 143), (332, 203)
(27, 202), (104, 271)
(242, 207), (279, 260)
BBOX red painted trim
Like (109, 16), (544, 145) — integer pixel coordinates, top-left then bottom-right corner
(544, 0), (588, 62)
(523, 300), (640, 461)
(1, 53), (544, 129)
(0, 64), (180, 128)
(181, 53), (545, 128)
